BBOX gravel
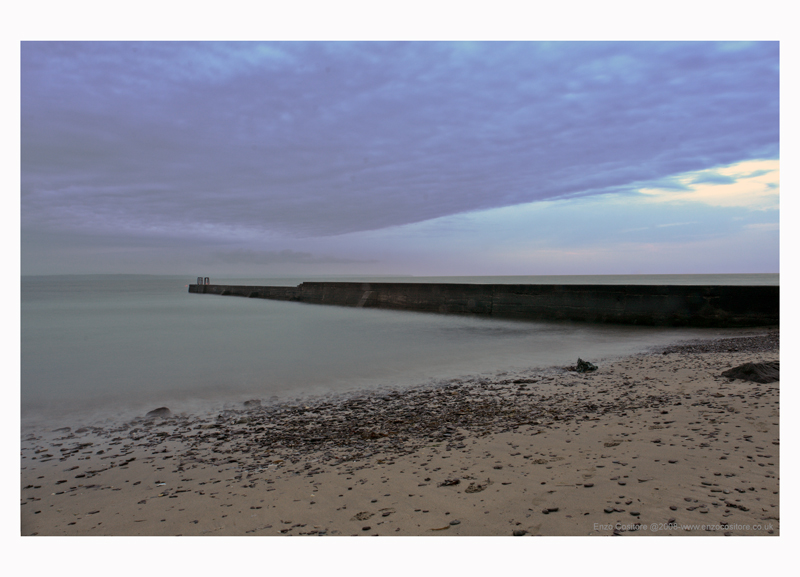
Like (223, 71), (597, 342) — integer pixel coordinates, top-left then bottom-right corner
(652, 329), (778, 355)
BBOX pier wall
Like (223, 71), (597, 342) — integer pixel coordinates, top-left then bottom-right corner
(188, 282), (779, 327)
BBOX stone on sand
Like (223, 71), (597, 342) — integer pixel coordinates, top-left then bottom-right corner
(721, 361), (779, 383)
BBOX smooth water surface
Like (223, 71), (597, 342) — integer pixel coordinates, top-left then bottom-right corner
(21, 274), (775, 427)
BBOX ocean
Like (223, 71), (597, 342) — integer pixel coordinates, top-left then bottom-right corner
(20, 273), (778, 429)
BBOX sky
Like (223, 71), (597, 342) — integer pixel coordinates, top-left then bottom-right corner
(20, 40), (780, 277)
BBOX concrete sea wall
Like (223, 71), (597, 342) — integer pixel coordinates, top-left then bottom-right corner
(188, 282), (779, 327)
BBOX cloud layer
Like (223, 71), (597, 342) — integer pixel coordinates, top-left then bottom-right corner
(20, 41), (779, 275)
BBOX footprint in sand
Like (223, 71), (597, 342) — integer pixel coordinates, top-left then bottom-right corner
(465, 480), (492, 493)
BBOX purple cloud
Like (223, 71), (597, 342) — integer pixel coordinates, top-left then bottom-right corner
(21, 41), (779, 274)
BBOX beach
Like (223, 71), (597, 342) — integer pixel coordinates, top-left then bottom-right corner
(20, 329), (779, 537)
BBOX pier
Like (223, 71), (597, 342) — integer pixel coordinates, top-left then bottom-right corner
(188, 282), (778, 327)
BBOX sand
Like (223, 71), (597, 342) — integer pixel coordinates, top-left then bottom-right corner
(20, 329), (779, 537)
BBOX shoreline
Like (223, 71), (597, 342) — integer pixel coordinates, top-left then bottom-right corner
(21, 329), (779, 536)
(19, 325), (777, 432)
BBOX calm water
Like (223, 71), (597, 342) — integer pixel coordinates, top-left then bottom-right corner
(21, 274), (778, 428)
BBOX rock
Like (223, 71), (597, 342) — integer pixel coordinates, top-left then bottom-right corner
(438, 479), (460, 487)
(721, 361), (779, 384)
(145, 407), (171, 418)
(576, 358), (598, 373)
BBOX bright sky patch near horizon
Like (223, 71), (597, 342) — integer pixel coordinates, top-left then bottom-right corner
(20, 40), (779, 277)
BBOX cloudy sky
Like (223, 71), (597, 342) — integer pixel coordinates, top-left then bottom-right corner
(21, 41), (779, 277)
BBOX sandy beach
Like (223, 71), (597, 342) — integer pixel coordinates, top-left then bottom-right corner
(20, 329), (779, 537)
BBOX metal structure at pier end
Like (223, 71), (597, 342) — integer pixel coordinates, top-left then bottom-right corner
(188, 282), (778, 328)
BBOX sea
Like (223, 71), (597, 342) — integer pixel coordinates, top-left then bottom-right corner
(20, 273), (778, 431)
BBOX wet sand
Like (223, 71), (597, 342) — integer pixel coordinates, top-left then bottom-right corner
(20, 329), (779, 537)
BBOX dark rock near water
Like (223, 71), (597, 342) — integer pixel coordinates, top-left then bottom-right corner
(576, 358), (598, 373)
(146, 407), (171, 418)
(721, 361), (779, 383)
